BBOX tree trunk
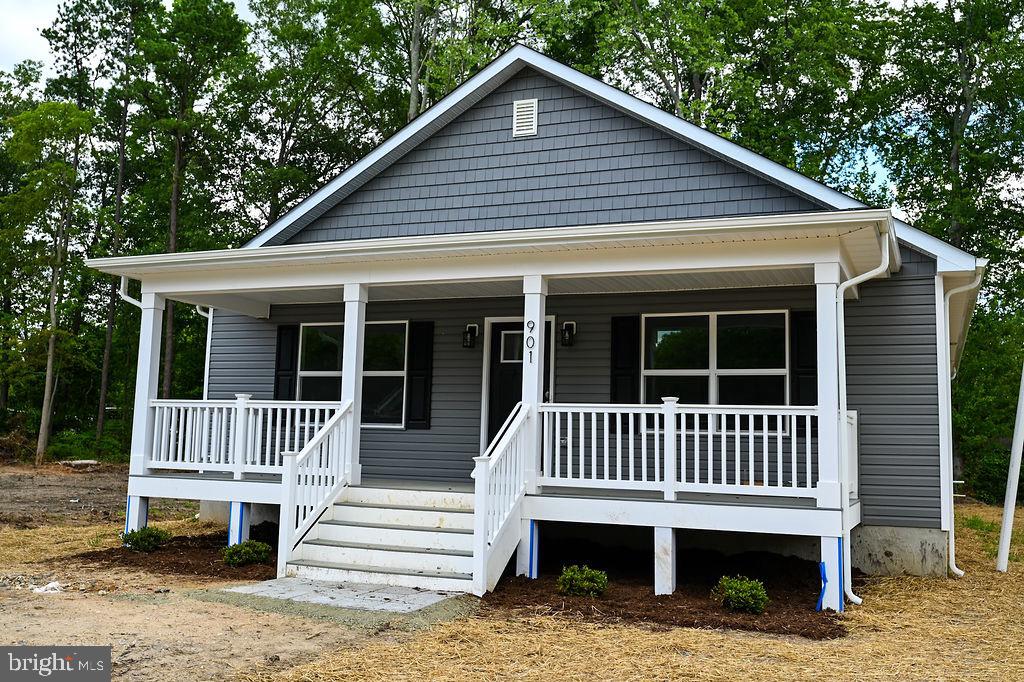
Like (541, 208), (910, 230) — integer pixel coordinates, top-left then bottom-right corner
(36, 228), (68, 464)
(408, 2), (423, 122)
(0, 291), (9, 416)
(161, 130), (183, 399)
(97, 97), (130, 439)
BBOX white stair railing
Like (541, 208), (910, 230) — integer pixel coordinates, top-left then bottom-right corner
(471, 402), (530, 595)
(276, 400), (354, 576)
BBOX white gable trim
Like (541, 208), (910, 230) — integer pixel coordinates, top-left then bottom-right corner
(243, 45), (977, 274)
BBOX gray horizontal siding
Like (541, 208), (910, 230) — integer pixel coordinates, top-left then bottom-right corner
(845, 248), (940, 529)
(283, 68), (821, 245)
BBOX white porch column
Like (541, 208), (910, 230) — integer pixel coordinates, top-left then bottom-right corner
(654, 527), (677, 595)
(341, 283), (367, 485)
(521, 275), (547, 494)
(819, 535), (844, 612)
(815, 263), (842, 509)
(125, 291), (164, 533)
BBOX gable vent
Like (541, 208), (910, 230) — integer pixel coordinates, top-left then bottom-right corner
(512, 98), (538, 137)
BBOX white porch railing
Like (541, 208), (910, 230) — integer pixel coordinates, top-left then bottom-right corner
(277, 399), (355, 576)
(147, 395), (342, 476)
(539, 401), (820, 499)
(471, 401), (530, 595)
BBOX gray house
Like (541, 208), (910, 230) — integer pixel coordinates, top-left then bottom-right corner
(88, 46), (984, 611)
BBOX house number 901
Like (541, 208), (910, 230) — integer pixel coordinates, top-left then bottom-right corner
(525, 320), (536, 363)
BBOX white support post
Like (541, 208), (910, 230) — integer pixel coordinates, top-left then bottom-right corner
(471, 455), (490, 596)
(277, 453), (297, 577)
(231, 394), (251, 480)
(997, 363), (1024, 572)
(521, 275), (547, 495)
(341, 283), (367, 486)
(819, 535), (844, 612)
(125, 291), (164, 534)
(654, 526), (676, 595)
(815, 263), (842, 509)
(662, 398), (678, 501)
(516, 517), (538, 578)
(228, 501), (250, 546)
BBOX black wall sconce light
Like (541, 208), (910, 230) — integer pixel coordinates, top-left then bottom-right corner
(463, 323), (479, 349)
(560, 321), (577, 347)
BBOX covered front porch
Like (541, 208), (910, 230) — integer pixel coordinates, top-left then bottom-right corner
(90, 208), (895, 609)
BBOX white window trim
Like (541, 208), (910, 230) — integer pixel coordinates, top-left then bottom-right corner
(639, 310), (791, 407)
(297, 320), (409, 429)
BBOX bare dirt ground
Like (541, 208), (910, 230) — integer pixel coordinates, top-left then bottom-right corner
(0, 464), (468, 681)
(0, 463), (196, 528)
(3, 463), (1023, 681)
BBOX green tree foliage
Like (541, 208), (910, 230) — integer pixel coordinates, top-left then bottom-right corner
(0, 0), (1018, 501)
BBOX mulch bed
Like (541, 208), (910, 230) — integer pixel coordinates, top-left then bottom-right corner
(484, 575), (844, 639)
(72, 532), (276, 582)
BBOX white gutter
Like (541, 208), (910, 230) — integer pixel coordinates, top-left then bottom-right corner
(942, 269), (984, 577)
(835, 225), (892, 606)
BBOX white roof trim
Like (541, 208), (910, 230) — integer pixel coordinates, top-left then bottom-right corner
(242, 45), (977, 273)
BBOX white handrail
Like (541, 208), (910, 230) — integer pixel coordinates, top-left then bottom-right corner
(277, 400), (354, 577)
(472, 402), (530, 595)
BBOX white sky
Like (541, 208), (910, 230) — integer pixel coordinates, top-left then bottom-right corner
(0, 0), (253, 74)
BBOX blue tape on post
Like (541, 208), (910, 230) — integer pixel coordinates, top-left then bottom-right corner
(816, 561), (827, 612)
(124, 494), (131, 535)
(528, 520), (536, 578)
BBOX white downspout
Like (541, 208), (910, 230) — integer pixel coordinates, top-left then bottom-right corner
(118, 276), (143, 309)
(196, 305), (213, 401)
(835, 226), (892, 606)
(943, 270), (984, 577)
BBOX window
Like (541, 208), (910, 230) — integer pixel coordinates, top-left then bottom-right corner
(500, 331), (524, 362)
(641, 311), (788, 407)
(297, 321), (408, 427)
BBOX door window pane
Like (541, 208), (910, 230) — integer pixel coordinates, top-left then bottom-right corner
(717, 313), (786, 369)
(300, 325), (342, 372)
(500, 331), (524, 363)
(299, 376), (342, 401)
(362, 375), (404, 424)
(364, 323), (406, 371)
(644, 375), (709, 404)
(645, 316), (709, 370)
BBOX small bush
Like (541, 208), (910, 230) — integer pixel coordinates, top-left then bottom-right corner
(556, 564), (608, 597)
(222, 540), (273, 567)
(712, 575), (769, 614)
(121, 526), (172, 552)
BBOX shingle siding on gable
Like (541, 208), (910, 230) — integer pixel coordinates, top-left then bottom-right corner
(284, 68), (822, 244)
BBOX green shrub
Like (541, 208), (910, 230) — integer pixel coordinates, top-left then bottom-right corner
(556, 564), (608, 597)
(712, 575), (769, 614)
(222, 540), (273, 567)
(121, 526), (172, 552)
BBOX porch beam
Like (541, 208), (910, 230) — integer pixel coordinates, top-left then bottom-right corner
(143, 239), (840, 296)
(126, 291), (164, 533)
(815, 263), (842, 509)
(341, 283), (367, 485)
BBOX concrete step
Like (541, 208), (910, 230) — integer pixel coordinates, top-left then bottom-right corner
(329, 501), (475, 530)
(297, 538), (473, 574)
(314, 519), (473, 552)
(342, 486), (474, 511)
(289, 559), (473, 593)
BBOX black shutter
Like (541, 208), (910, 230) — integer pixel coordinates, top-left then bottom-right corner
(405, 321), (434, 429)
(790, 311), (817, 406)
(610, 315), (641, 404)
(274, 325), (299, 400)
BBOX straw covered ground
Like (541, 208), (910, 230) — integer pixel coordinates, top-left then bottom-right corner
(242, 500), (1024, 681)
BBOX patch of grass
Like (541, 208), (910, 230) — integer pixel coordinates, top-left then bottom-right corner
(121, 526), (172, 552)
(556, 564), (608, 597)
(712, 575), (770, 615)
(222, 540), (272, 567)
(961, 512), (1023, 561)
